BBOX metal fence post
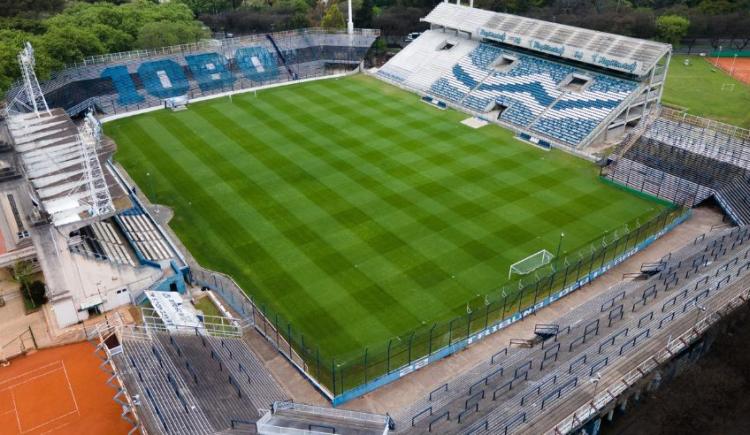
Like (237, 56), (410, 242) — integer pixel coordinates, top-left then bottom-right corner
(364, 347), (368, 384)
(316, 347), (321, 381)
(448, 320), (454, 346)
(331, 359), (336, 396)
(386, 339), (392, 374)
(275, 314), (280, 347)
(408, 332), (415, 364)
(501, 293), (508, 319)
(546, 271), (556, 300)
(287, 324), (292, 357)
(428, 323), (436, 355)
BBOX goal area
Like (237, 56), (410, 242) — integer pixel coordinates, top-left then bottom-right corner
(508, 249), (554, 279)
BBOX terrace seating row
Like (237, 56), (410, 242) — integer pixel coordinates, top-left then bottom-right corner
(90, 221), (137, 267)
(378, 34), (640, 147)
(206, 335), (288, 412)
(715, 177), (750, 225)
(625, 137), (748, 190)
(155, 333), (261, 429)
(377, 30), (478, 92)
(643, 118), (750, 170)
(404, 227), (750, 434)
(605, 157), (713, 207)
(117, 212), (173, 261)
(117, 338), (216, 434)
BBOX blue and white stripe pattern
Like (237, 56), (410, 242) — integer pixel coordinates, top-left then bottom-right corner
(424, 43), (639, 146)
(534, 75), (637, 144)
(428, 44), (502, 103)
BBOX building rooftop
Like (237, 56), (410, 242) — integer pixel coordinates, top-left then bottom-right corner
(422, 3), (671, 77)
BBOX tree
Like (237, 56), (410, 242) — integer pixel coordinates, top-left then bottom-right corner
(38, 24), (105, 71)
(321, 3), (345, 30)
(136, 21), (208, 49)
(656, 14), (690, 46)
(28, 281), (47, 307)
(355, 0), (374, 28)
(176, 0), (232, 16)
(11, 260), (35, 307)
(0, 0), (64, 18)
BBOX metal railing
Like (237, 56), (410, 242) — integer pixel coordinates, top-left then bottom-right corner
(194, 206), (686, 402)
(0, 327), (37, 362)
(271, 401), (389, 426)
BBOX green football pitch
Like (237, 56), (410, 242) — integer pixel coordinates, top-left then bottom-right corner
(663, 55), (750, 128)
(107, 74), (665, 357)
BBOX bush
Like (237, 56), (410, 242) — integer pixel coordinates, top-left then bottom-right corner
(28, 281), (47, 307)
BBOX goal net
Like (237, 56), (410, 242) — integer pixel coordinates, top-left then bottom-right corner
(509, 249), (554, 279)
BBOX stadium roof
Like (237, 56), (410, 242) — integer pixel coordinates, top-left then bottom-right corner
(422, 3), (671, 77)
(6, 109), (115, 226)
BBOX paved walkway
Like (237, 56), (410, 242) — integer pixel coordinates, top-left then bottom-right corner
(340, 207), (723, 415)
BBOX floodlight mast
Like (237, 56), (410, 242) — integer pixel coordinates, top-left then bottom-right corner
(347, 0), (354, 34)
(12, 42), (50, 117)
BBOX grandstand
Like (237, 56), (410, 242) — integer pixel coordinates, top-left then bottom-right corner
(604, 108), (750, 224)
(376, 3), (671, 150)
(4, 28), (378, 117)
(5, 2), (750, 434)
(397, 225), (750, 434)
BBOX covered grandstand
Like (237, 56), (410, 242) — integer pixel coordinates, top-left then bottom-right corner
(376, 3), (671, 151)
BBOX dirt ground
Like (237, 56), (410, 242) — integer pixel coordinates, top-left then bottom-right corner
(713, 57), (750, 85)
(603, 312), (750, 435)
(0, 341), (132, 434)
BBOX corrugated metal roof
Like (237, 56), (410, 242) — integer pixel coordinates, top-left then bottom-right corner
(422, 3), (671, 77)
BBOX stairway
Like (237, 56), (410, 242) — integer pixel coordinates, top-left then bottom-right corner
(715, 176), (750, 225)
(265, 34), (297, 80)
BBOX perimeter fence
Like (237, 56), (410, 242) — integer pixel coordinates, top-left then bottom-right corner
(192, 203), (687, 402)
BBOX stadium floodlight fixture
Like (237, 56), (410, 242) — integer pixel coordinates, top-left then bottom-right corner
(556, 232), (565, 258)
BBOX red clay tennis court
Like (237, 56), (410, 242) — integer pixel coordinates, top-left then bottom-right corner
(0, 341), (131, 434)
(711, 56), (750, 85)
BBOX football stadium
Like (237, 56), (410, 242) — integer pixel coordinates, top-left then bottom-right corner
(1, 1), (750, 434)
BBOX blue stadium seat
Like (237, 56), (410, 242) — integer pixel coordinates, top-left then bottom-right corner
(186, 52), (236, 92)
(101, 65), (145, 105)
(235, 46), (280, 82)
(137, 59), (191, 99)
(425, 41), (640, 145)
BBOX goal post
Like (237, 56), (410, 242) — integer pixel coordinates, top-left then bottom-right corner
(509, 249), (554, 279)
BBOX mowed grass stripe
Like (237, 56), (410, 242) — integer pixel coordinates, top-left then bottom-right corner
(152, 113), (416, 345)
(236, 90), (512, 302)
(122, 117), (369, 348)
(109, 75), (665, 356)
(178, 106), (432, 340)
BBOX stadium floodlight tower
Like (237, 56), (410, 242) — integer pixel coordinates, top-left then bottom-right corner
(8, 42), (50, 118)
(347, 0), (354, 34)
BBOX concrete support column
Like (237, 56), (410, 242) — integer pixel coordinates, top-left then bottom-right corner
(347, 0), (354, 34)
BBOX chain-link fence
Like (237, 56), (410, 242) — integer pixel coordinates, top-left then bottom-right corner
(191, 205), (687, 401)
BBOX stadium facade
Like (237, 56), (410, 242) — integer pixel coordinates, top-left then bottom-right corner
(2, 2), (750, 434)
(377, 3), (672, 151)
